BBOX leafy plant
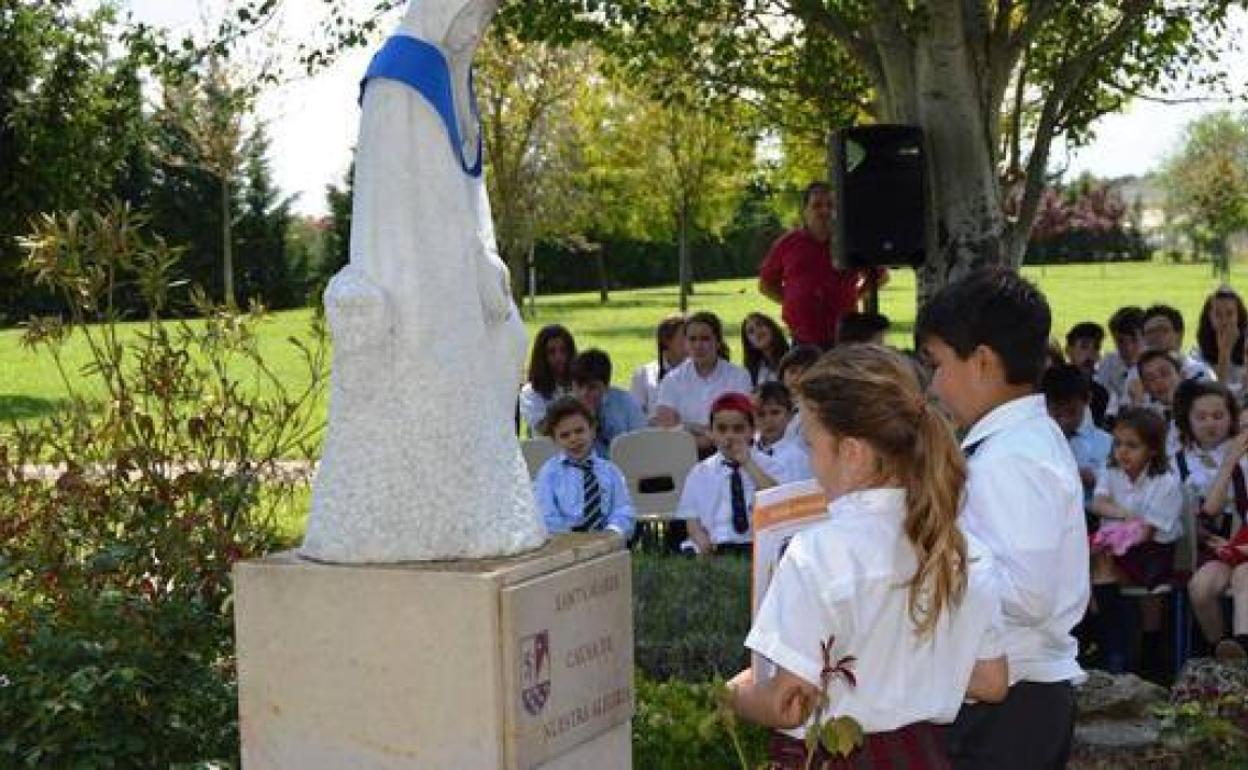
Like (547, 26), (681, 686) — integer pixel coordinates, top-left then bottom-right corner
(0, 203), (327, 767)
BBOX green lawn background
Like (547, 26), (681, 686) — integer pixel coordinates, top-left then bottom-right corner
(2, 261), (1243, 428)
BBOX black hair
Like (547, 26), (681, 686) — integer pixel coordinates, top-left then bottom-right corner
(686, 311), (731, 361)
(655, 314), (686, 381)
(914, 268), (1051, 386)
(570, 348), (612, 387)
(1065, 322), (1105, 348)
(1173, 379), (1240, 448)
(1143, 304), (1185, 336)
(1108, 306), (1144, 338)
(1040, 364), (1090, 404)
(1137, 348), (1181, 376)
(527, 324), (577, 398)
(741, 312), (791, 386)
(754, 381), (794, 411)
(838, 312), (892, 345)
(1196, 287), (1248, 367)
(802, 181), (832, 208)
(777, 344), (824, 383)
(542, 395), (596, 437)
(1110, 407), (1170, 477)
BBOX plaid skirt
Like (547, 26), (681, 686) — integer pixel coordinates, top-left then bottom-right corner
(768, 723), (950, 770)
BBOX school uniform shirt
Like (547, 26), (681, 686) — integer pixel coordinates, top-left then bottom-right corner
(746, 488), (1004, 736)
(1175, 442), (1247, 515)
(1095, 351), (1132, 413)
(534, 451), (636, 540)
(594, 387), (646, 456)
(630, 360), (663, 418)
(1094, 466), (1183, 544)
(518, 382), (568, 437)
(655, 358), (753, 428)
(757, 436), (814, 483)
(676, 449), (786, 545)
(961, 394), (1089, 686)
(751, 361), (777, 387)
(1068, 411), (1112, 504)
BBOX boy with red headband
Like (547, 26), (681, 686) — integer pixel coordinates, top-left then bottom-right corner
(677, 392), (785, 556)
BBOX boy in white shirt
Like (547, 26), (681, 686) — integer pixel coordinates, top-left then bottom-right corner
(678, 392), (784, 556)
(753, 381), (813, 482)
(918, 269), (1088, 770)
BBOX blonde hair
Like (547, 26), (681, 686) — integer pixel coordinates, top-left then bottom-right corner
(796, 344), (968, 638)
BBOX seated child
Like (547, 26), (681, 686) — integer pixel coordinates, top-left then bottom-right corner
(569, 348), (645, 456)
(678, 392), (785, 556)
(776, 344), (823, 445)
(836, 312), (891, 346)
(1065, 321), (1112, 427)
(534, 396), (635, 540)
(1042, 364), (1112, 506)
(1089, 407), (1183, 674)
(1097, 306), (1144, 419)
(1138, 349), (1183, 456)
(1174, 379), (1248, 659)
(753, 381), (813, 482)
(1125, 304), (1214, 405)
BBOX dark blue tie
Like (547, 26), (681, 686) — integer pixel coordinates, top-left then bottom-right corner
(571, 459), (604, 532)
(726, 460), (749, 534)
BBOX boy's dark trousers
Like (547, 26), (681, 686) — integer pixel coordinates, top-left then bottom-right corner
(946, 681), (1076, 770)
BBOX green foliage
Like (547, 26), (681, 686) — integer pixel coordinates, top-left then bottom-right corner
(1160, 111), (1248, 278)
(633, 552), (752, 682)
(632, 673), (770, 770)
(0, 1), (153, 321)
(0, 204), (326, 767)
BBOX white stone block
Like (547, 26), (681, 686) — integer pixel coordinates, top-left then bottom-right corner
(236, 534), (633, 770)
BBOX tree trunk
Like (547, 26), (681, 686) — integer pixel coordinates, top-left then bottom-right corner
(595, 243), (610, 304)
(504, 241), (527, 308)
(677, 205), (690, 313)
(222, 175), (235, 308)
(526, 242), (537, 319)
(865, 3), (1007, 305)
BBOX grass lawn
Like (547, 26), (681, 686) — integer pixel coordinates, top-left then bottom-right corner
(2, 261), (1243, 427)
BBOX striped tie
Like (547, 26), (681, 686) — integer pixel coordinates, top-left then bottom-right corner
(726, 460), (749, 534)
(572, 458), (604, 532)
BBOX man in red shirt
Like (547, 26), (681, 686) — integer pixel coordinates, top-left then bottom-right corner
(758, 182), (885, 349)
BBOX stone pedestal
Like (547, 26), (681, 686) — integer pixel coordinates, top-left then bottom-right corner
(235, 534), (633, 769)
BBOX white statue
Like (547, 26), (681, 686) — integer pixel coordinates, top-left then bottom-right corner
(301, 0), (548, 563)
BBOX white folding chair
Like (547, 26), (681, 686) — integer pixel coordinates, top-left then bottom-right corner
(609, 428), (699, 518)
(520, 436), (559, 480)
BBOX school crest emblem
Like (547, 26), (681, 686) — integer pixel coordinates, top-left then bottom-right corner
(520, 630), (552, 716)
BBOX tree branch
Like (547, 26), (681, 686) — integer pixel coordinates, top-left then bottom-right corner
(1008, 0), (1154, 259)
(783, 0), (885, 89)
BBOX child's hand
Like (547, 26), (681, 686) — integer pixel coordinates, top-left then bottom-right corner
(1208, 535), (1229, 549)
(1230, 431), (1248, 461)
(723, 437), (751, 465)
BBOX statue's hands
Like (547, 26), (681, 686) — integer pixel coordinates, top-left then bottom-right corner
(324, 266), (392, 395)
(474, 242), (514, 325)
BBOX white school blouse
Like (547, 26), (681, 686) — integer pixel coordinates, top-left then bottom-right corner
(1094, 467), (1184, 544)
(655, 358), (753, 428)
(961, 394), (1088, 686)
(1176, 442), (1248, 518)
(630, 360), (662, 419)
(746, 488), (1003, 736)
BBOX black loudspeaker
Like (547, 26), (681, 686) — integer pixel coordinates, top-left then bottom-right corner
(832, 125), (927, 268)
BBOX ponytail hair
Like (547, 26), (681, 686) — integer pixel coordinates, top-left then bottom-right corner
(796, 344), (968, 638)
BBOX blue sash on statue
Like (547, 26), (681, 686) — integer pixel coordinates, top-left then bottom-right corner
(360, 35), (483, 177)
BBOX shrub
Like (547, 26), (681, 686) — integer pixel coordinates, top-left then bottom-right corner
(633, 673), (770, 770)
(0, 204), (326, 768)
(633, 552), (753, 682)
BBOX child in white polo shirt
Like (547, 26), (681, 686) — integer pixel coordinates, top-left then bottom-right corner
(918, 269), (1088, 770)
(678, 392), (784, 556)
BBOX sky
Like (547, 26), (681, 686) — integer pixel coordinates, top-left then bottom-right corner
(122, 1), (1248, 217)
